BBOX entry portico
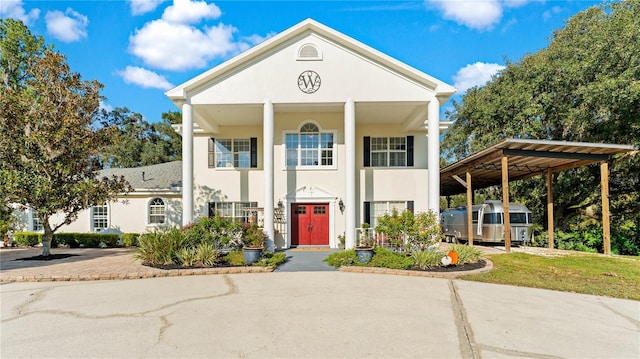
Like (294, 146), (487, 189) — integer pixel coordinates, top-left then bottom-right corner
(166, 19), (455, 249)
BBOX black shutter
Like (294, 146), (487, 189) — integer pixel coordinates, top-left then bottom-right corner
(364, 201), (371, 226)
(208, 202), (216, 217)
(208, 138), (215, 168)
(364, 136), (370, 167)
(250, 137), (258, 168)
(407, 201), (414, 213)
(406, 136), (414, 167)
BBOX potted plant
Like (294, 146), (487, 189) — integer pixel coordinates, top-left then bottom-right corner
(355, 223), (375, 263)
(242, 223), (266, 265)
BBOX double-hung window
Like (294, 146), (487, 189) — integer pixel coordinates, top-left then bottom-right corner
(208, 138), (257, 168)
(149, 198), (166, 225)
(285, 123), (335, 168)
(364, 136), (414, 167)
(208, 202), (258, 223)
(363, 200), (414, 228)
(91, 203), (108, 232)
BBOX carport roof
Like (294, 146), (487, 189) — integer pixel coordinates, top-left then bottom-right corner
(440, 139), (636, 196)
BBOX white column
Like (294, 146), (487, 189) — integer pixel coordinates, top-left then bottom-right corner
(345, 99), (356, 249)
(263, 100), (275, 252)
(427, 98), (440, 218)
(182, 102), (194, 226)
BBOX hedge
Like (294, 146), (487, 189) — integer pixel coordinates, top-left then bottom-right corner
(13, 232), (42, 247)
(13, 232), (120, 248)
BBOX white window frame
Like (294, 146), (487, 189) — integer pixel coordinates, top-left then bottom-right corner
(148, 198), (166, 225)
(283, 121), (337, 170)
(91, 202), (109, 232)
(296, 43), (322, 61)
(370, 137), (407, 167)
(211, 138), (252, 169)
(209, 202), (258, 223)
(370, 201), (408, 229)
(30, 210), (43, 232)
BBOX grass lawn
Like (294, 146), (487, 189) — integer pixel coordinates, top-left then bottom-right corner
(459, 252), (640, 301)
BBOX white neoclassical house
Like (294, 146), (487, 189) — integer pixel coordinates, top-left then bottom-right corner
(166, 19), (455, 250)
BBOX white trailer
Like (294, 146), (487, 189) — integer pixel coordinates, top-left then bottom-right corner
(440, 200), (533, 244)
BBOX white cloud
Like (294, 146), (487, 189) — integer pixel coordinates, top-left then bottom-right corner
(503, 0), (530, 8)
(427, 0), (503, 30)
(162, 0), (221, 24)
(117, 66), (174, 90)
(128, 0), (269, 71)
(0, 0), (40, 25)
(128, 0), (166, 16)
(453, 62), (505, 93)
(45, 8), (88, 42)
(99, 101), (114, 113)
(129, 20), (238, 71)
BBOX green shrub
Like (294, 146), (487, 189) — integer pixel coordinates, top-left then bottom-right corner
(121, 233), (140, 247)
(450, 244), (484, 265)
(135, 227), (186, 266)
(224, 251), (245, 266)
(177, 247), (198, 267)
(54, 233), (79, 248)
(253, 252), (287, 267)
(195, 242), (220, 267)
(375, 209), (442, 251)
(324, 249), (360, 268)
(411, 249), (444, 270)
(14, 232), (41, 247)
(369, 247), (414, 269)
(183, 215), (244, 250)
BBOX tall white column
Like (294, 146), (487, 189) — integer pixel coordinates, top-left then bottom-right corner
(182, 102), (194, 226)
(263, 100), (275, 252)
(427, 98), (440, 218)
(345, 99), (356, 249)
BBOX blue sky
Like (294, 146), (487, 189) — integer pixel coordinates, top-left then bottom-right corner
(2, 0), (599, 123)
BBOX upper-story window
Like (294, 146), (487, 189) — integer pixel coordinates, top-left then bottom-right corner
(285, 122), (335, 168)
(208, 138), (257, 169)
(149, 198), (166, 225)
(364, 136), (414, 167)
(91, 203), (108, 232)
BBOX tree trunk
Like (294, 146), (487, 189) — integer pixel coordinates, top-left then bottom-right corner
(42, 218), (53, 257)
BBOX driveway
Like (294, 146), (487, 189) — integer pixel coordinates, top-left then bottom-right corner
(1, 251), (638, 358)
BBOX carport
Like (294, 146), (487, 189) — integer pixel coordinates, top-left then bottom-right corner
(440, 139), (635, 254)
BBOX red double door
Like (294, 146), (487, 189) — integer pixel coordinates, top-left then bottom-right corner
(291, 203), (329, 246)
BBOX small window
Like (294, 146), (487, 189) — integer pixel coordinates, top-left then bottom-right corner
(149, 198), (166, 225)
(209, 138), (257, 169)
(297, 43), (322, 61)
(314, 206), (326, 214)
(295, 206), (306, 214)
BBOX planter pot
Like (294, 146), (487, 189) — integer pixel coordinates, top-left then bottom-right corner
(355, 248), (374, 263)
(243, 247), (263, 265)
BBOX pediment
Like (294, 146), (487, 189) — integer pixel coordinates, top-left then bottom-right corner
(286, 185), (336, 200)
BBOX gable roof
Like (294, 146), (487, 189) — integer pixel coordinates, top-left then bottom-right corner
(100, 161), (182, 191)
(166, 18), (456, 103)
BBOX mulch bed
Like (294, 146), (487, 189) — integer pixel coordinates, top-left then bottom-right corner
(423, 260), (486, 273)
(16, 254), (79, 261)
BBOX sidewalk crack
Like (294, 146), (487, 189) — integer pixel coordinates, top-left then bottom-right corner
(449, 280), (479, 359)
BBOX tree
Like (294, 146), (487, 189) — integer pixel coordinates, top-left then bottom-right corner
(442, 0), (639, 253)
(100, 108), (181, 168)
(0, 19), (131, 256)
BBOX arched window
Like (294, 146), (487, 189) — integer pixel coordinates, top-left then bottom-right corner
(285, 122), (335, 168)
(148, 198), (166, 225)
(297, 43), (322, 60)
